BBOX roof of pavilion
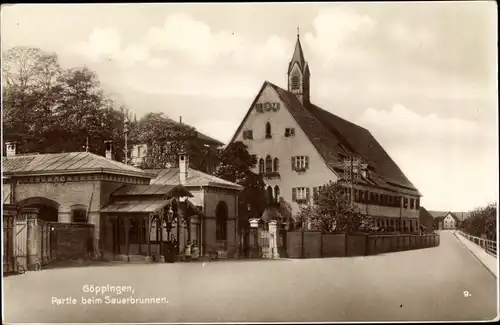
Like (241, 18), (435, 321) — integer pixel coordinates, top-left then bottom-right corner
(101, 183), (205, 216)
(144, 167), (244, 191)
(2, 152), (154, 178)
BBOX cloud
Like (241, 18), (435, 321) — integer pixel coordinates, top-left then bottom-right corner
(359, 104), (495, 144)
(304, 8), (377, 65)
(70, 12), (292, 70)
(357, 104), (498, 211)
(143, 12), (291, 67)
(72, 28), (121, 61)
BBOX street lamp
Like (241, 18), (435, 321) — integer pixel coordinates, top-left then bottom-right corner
(166, 206), (174, 241)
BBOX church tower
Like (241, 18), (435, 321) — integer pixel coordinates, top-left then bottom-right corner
(287, 27), (311, 105)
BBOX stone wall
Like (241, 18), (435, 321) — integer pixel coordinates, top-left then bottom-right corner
(49, 222), (94, 261)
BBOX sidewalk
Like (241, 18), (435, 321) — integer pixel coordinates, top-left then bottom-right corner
(454, 231), (498, 278)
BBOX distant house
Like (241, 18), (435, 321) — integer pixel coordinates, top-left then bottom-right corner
(419, 207), (434, 231)
(130, 120), (224, 168)
(429, 210), (469, 230)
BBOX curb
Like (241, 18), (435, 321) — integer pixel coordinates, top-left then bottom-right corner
(454, 231), (497, 279)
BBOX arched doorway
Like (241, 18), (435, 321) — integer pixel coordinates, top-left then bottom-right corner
(19, 197), (59, 222)
(215, 201), (228, 241)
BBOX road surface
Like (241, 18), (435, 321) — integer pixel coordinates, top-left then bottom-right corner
(3, 230), (498, 322)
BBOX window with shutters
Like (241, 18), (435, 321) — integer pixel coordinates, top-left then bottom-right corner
(285, 127), (296, 137)
(273, 158), (279, 172)
(416, 198), (420, 209)
(410, 198), (415, 209)
(258, 158), (265, 174)
(292, 156), (309, 171)
(403, 197), (408, 209)
(293, 187), (309, 204)
(242, 130), (253, 139)
(265, 122), (272, 138)
(265, 155), (273, 173)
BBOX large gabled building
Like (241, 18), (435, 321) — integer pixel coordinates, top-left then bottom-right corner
(230, 32), (422, 232)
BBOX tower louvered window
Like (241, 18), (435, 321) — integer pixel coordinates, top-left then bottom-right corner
(291, 75), (300, 90)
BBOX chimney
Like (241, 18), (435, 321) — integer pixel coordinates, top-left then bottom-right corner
(5, 142), (17, 157)
(179, 145), (189, 185)
(104, 140), (115, 160)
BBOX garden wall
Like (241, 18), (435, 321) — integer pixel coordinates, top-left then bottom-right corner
(286, 231), (440, 258)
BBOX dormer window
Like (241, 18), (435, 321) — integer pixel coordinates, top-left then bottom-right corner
(291, 75), (300, 90)
(242, 130), (253, 140)
(285, 128), (296, 137)
(265, 122), (272, 139)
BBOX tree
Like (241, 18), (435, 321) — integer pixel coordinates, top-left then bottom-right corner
(131, 112), (217, 171)
(298, 180), (376, 233)
(214, 141), (267, 226)
(462, 202), (497, 240)
(2, 46), (127, 158)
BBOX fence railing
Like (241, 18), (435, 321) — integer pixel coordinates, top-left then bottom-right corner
(458, 231), (497, 257)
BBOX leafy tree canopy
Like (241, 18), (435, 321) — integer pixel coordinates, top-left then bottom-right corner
(2, 46), (128, 160)
(296, 180), (376, 233)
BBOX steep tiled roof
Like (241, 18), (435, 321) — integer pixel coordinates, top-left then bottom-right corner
(428, 210), (448, 219)
(447, 212), (461, 223)
(196, 131), (224, 146)
(2, 152), (154, 178)
(429, 210), (469, 220)
(419, 207), (434, 229)
(145, 168), (243, 191)
(266, 82), (420, 195)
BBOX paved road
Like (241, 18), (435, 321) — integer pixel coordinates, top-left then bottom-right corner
(3, 230), (498, 323)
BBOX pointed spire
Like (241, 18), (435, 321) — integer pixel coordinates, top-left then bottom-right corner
(289, 27), (306, 72)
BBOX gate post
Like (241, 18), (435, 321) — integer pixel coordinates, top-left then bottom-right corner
(249, 218), (260, 258)
(269, 220), (279, 259)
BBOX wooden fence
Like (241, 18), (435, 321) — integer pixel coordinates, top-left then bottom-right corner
(458, 231), (497, 257)
(286, 231), (440, 258)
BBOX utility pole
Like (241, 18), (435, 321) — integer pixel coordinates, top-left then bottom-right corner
(85, 136), (90, 152)
(123, 118), (129, 165)
(342, 156), (363, 208)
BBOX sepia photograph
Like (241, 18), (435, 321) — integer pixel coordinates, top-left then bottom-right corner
(1, 2), (499, 323)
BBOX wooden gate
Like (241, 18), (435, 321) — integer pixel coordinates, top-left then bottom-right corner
(259, 229), (272, 258)
(3, 205), (52, 274)
(3, 213), (15, 273)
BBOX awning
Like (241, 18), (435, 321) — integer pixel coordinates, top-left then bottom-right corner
(101, 197), (174, 214)
(185, 199), (204, 216)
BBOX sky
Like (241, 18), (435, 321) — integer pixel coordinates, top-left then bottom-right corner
(1, 2), (498, 212)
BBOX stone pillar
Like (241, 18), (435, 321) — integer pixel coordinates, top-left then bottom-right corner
(249, 218), (260, 258)
(269, 220), (279, 259)
(25, 208), (39, 271)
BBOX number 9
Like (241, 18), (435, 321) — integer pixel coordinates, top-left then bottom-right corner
(463, 290), (470, 297)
